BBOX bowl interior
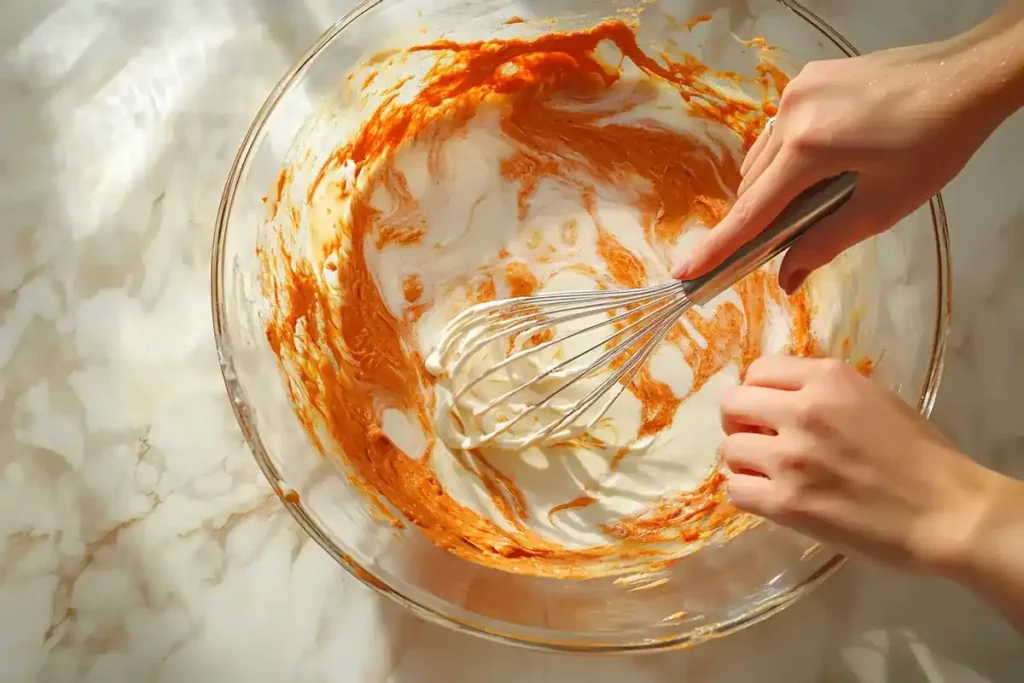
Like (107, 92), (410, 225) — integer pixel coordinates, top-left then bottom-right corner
(213, 0), (949, 651)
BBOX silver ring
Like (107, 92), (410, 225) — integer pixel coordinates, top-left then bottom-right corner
(763, 116), (776, 137)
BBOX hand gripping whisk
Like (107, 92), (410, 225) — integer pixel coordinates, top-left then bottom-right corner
(428, 173), (857, 451)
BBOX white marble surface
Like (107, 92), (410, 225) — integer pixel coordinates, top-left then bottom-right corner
(1, 0), (1022, 681)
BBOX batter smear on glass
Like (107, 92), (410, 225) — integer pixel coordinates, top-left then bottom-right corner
(260, 19), (867, 578)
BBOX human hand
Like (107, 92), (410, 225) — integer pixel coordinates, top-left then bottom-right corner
(720, 355), (1002, 574)
(675, 36), (1020, 293)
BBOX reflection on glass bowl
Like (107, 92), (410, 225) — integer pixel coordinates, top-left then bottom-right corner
(212, 0), (950, 653)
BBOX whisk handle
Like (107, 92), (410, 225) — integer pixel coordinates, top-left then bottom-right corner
(682, 171), (858, 305)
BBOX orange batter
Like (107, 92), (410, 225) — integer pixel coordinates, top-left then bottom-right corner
(260, 19), (865, 577)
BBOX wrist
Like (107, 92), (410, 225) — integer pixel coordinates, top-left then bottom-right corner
(938, 467), (1024, 587)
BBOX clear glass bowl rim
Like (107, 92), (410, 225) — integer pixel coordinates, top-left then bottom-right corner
(210, 0), (952, 654)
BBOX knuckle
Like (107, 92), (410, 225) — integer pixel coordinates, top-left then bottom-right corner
(778, 84), (800, 112)
(777, 449), (809, 473)
(791, 394), (825, 429)
(820, 356), (845, 373)
(773, 483), (813, 519)
(765, 484), (801, 519)
(744, 356), (770, 382)
(778, 62), (822, 107)
(819, 357), (852, 382)
(799, 60), (828, 80)
(727, 196), (755, 228)
(787, 118), (834, 152)
(720, 385), (744, 412)
(721, 436), (742, 464)
(779, 75), (807, 106)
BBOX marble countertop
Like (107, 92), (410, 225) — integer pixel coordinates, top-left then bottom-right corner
(2, 0), (1022, 681)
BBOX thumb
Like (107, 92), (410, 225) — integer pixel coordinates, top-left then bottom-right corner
(778, 198), (878, 294)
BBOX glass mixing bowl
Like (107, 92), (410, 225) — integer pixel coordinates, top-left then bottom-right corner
(212, 0), (950, 652)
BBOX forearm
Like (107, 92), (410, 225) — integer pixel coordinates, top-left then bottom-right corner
(944, 472), (1024, 633)
(947, 0), (1024, 122)
(931, 4), (1024, 633)
(941, 4), (1024, 630)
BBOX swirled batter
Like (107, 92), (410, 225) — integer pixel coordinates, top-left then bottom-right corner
(260, 19), (858, 578)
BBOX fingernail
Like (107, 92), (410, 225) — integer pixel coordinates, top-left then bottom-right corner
(783, 269), (809, 294)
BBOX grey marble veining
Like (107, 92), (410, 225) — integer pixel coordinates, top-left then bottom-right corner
(1, 1), (1021, 681)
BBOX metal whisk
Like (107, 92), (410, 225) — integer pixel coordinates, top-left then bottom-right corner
(429, 172), (857, 450)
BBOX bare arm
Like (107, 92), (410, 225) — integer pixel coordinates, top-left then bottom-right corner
(952, 0), (1024, 120)
(714, 2), (1024, 636)
(720, 356), (1024, 635)
(676, 0), (1024, 289)
(936, 3), (1024, 629)
(945, 475), (1024, 633)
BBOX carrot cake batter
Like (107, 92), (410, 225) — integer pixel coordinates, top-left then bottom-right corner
(258, 18), (860, 578)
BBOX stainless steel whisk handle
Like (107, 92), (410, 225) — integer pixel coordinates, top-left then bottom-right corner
(682, 172), (858, 305)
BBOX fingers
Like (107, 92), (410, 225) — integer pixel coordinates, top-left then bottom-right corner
(740, 118), (777, 178)
(737, 141), (780, 198)
(720, 384), (798, 432)
(743, 355), (827, 390)
(778, 193), (879, 294)
(721, 431), (776, 476)
(724, 472), (776, 515)
(673, 151), (819, 280)
(738, 121), (783, 197)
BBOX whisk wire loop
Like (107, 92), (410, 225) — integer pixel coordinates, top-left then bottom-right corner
(429, 172), (858, 450)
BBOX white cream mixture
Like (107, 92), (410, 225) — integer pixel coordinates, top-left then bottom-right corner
(262, 22), (869, 567)
(365, 103), (798, 550)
